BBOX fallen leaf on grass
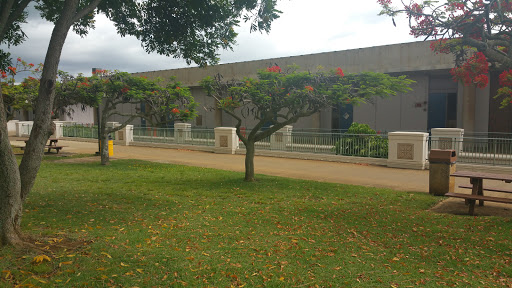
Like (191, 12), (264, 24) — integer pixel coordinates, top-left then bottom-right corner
(2, 270), (11, 280)
(32, 276), (48, 283)
(59, 261), (73, 267)
(32, 255), (51, 264)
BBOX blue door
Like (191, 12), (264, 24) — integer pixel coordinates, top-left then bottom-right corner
(428, 93), (447, 131)
(339, 104), (353, 131)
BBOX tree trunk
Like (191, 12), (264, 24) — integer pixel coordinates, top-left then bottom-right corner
(244, 140), (256, 182)
(0, 84), (24, 246)
(100, 124), (110, 166)
(1, 0), (80, 246)
(18, 0), (78, 200)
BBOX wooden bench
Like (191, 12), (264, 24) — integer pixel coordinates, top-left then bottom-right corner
(445, 192), (512, 215)
(46, 145), (64, 153)
(448, 171), (512, 215)
(22, 138), (64, 154)
(20, 144), (64, 153)
(458, 184), (512, 194)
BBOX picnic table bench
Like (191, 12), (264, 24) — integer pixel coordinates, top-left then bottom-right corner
(446, 171), (512, 215)
(22, 138), (65, 154)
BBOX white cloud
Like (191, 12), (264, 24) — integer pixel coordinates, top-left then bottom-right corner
(2, 0), (418, 76)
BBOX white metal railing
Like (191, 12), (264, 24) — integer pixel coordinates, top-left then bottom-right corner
(428, 137), (512, 166)
(238, 130), (389, 158)
(132, 127), (215, 146)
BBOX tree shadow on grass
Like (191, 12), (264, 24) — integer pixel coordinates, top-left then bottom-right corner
(430, 197), (512, 218)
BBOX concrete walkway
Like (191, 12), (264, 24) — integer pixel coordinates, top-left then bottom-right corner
(9, 138), (512, 193)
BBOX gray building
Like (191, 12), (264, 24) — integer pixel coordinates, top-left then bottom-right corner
(66, 41), (511, 133)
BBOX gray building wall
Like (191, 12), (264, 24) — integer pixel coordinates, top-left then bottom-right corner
(61, 105), (95, 124)
(354, 74), (429, 132)
(126, 41), (490, 133)
(475, 84), (490, 133)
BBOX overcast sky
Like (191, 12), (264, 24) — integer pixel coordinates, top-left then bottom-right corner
(2, 0), (418, 76)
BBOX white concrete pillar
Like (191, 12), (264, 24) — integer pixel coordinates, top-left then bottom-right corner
(430, 128), (464, 156)
(52, 122), (64, 139)
(16, 121), (33, 137)
(175, 123), (192, 143)
(7, 120), (19, 136)
(115, 125), (134, 146)
(214, 127), (239, 154)
(15, 121), (23, 137)
(270, 125), (293, 150)
(387, 132), (429, 170)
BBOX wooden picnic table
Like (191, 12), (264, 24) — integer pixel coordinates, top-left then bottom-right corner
(24, 138), (58, 145)
(446, 171), (512, 215)
(23, 138), (64, 153)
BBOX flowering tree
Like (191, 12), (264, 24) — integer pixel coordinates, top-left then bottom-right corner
(0, 0), (280, 246)
(1, 59), (41, 120)
(201, 66), (414, 182)
(1, 58), (94, 120)
(64, 70), (197, 165)
(378, 0), (512, 107)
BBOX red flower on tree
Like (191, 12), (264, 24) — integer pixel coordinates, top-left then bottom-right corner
(474, 74), (488, 88)
(266, 66), (281, 73)
(172, 108), (180, 114)
(336, 67), (344, 77)
(305, 85), (314, 91)
(121, 87), (129, 93)
(499, 70), (512, 86)
(450, 52), (488, 87)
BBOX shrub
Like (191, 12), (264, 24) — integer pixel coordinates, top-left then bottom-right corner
(334, 123), (388, 158)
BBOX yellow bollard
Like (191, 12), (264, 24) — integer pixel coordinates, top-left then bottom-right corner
(99, 140), (114, 156)
(108, 140), (114, 156)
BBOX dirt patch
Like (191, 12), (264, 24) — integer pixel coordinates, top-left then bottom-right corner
(20, 234), (91, 254)
(430, 197), (512, 218)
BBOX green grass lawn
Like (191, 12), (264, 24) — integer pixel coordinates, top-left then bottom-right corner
(1, 158), (512, 287)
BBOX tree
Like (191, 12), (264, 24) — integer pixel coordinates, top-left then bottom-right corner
(69, 70), (197, 165)
(0, 0), (280, 246)
(378, 0), (512, 107)
(201, 66), (414, 182)
(2, 59), (93, 121)
(1, 59), (41, 120)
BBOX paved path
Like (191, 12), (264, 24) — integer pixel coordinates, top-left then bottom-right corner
(9, 138), (511, 193)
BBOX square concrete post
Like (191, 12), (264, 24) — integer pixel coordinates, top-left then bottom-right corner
(214, 127), (239, 154)
(387, 132), (429, 170)
(270, 125), (293, 150)
(52, 122), (64, 139)
(115, 125), (134, 146)
(175, 123), (192, 144)
(7, 120), (19, 136)
(16, 121), (33, 137)
(430, 128), (464, 156)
